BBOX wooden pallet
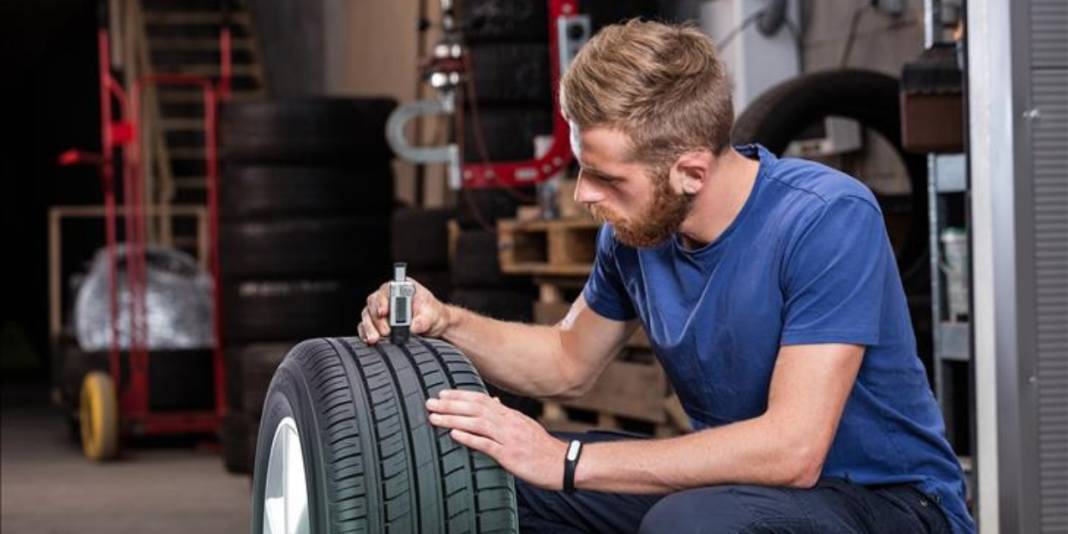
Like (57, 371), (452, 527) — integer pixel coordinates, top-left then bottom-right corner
(497, 218), (600, 276)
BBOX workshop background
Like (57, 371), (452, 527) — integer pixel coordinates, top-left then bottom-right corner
(1, 0), (1063, 533)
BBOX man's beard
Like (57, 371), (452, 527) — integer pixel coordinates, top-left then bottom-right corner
(590, 169), (692, 248)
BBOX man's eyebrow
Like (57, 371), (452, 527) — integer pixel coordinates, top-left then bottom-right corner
(581, 165), (617, 179)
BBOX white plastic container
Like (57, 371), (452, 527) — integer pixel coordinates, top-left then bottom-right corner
(940, 227), (969, 320)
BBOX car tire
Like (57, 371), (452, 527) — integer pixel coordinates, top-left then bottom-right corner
(251, 336), (519, 533)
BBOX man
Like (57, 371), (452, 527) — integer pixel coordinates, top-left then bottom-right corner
(358, 19), (973, 534)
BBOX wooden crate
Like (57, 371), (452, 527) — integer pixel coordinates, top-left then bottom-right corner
(497, 218), (600, 276)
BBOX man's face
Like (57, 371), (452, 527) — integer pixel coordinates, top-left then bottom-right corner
(571, 125), (693, 248)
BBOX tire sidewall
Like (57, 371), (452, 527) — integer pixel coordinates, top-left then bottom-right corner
(251, 359), (326, 534)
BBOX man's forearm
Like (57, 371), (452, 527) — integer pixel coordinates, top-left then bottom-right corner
(573, 414), (818, 493)
(440, 304), (579, 397)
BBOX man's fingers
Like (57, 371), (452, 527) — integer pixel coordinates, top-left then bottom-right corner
(360, 308), (386, 342)
(437, 389), (493, 403)
(448, 428), (502, 457)
(428, 413), (493, 436)
(425, 398), (483, 417)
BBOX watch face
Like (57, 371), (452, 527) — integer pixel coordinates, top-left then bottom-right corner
(566, 440), (581, 461)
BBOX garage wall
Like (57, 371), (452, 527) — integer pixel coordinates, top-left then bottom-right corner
(327, 1), (446, 208)
(801, 0), (924, 76)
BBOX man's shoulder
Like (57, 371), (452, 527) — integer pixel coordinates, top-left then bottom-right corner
(765, 156), (881, 213)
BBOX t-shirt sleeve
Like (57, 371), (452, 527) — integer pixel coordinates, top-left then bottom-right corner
(780, 196), (892, 346)
(582, 225), (637, 321)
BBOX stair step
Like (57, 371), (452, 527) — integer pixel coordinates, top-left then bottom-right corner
(143, 12), (251, 26)
(157, 89), (264, 103)
(142, 0), (246, 12)
(168, 147), (209, 159)
(148, 37), (253, 50)
(161, 118), (206, 132)
(145, 24), (251, 39)
(173, 177), (209, 189)
(154, 63), (260, 77)
(151, 49), (256, 67)
(165, 130), (206, 148)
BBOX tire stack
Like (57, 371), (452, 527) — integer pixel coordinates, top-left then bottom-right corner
(451, 0), (550, 417)
(391, 207), (454, 300)
(218, 98), (396, 473)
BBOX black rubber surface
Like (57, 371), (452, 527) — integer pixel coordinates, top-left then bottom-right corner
(220, 98), (396, 164)
(452, 230), (527, 288)
(462, 107), (553, 163)
(449, 289), (534, 323)
(731, 69), (928, 281)
(457, 0), (548, 43)
(219, 217), (389, 278)
(221, 412), (253, 474)
(236, 343), (292, 419)
(221, 165), (394, 220)
(409, 269), (453, 304)
(456, 188), (535, 230)
(392, 208), (455, 270)
(222, 278), (371, 342)
(251, 337), (519, 533)
(465, 43), (551, 105)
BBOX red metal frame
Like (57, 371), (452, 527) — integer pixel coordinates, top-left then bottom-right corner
(460, 0), (577, 189)
(62, 18), (230, 438)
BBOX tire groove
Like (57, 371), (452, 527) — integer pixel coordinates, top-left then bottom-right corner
(373, 343), (423, 534)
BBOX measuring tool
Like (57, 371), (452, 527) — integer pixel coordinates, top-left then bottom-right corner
(388, 263), (416, 345)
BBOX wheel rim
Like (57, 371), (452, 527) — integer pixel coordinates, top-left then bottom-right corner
(263, 416), (310, 534)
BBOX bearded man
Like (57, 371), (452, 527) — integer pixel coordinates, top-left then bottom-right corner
(358, 18), (974, 534)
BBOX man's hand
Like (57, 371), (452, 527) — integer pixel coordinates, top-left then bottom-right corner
(357, 278), (451, 344)
(426, 389), (568, 490)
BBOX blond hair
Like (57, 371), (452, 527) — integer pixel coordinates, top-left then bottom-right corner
(559, 19), (734, 168)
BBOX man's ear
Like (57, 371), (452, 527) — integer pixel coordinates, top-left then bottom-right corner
(672, 150), (713, 195)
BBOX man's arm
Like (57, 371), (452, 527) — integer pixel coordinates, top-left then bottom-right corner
(442, 295), (637, 399)
(573, 343), (863, 492)
(424, 342), (863, 492)
(358, 278), (635, 399)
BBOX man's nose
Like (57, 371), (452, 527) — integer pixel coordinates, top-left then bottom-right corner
(574, 174), (605, 205)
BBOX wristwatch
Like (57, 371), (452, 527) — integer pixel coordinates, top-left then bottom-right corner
(563, 439), (583, 493)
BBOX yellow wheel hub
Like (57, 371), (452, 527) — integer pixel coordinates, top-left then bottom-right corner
(79, 371), (119, 461)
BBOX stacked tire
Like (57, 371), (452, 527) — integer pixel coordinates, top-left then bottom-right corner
(218, 98), (396, 473)
(391, 207), (454, 300)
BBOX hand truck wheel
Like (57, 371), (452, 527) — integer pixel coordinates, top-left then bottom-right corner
(79, 371), (120, 461)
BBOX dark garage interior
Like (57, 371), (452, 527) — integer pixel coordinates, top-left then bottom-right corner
(1, 1), (1064, 533)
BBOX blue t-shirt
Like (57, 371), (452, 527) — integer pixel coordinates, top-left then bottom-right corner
(583, 144), (974, 533)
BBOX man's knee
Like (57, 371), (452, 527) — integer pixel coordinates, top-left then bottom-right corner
(638, 485), (808, 534)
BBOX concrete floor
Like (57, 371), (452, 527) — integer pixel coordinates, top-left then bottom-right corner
(1, 383), (251, 533)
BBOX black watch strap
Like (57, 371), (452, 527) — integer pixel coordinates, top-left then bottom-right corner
(563, 439), (583, 493)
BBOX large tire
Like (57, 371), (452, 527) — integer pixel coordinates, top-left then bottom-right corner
(462, 107), (553, 163)
(451, 230), (528, 288)
(391, 208), (454, 270)
(449, 289), (534, 322)
(222, 278), (371, 342)
(221, 412), (254, 474)
(220, 98), (397, 165)
(237, 343), (293, 419)
(456, 188), (535, 230)
(731, 69), (928, 281)
(219, 217), (389, 278)
(220, 165), (394, 220)
(457, 0), (548, 43)
(251, 337), (519, 533)
(466, 43), (551, 105)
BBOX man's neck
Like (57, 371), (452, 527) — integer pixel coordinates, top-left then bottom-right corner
(677, 148), (760, 250)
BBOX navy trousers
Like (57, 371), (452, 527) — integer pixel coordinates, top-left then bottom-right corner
(517, 431), (950, 534)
